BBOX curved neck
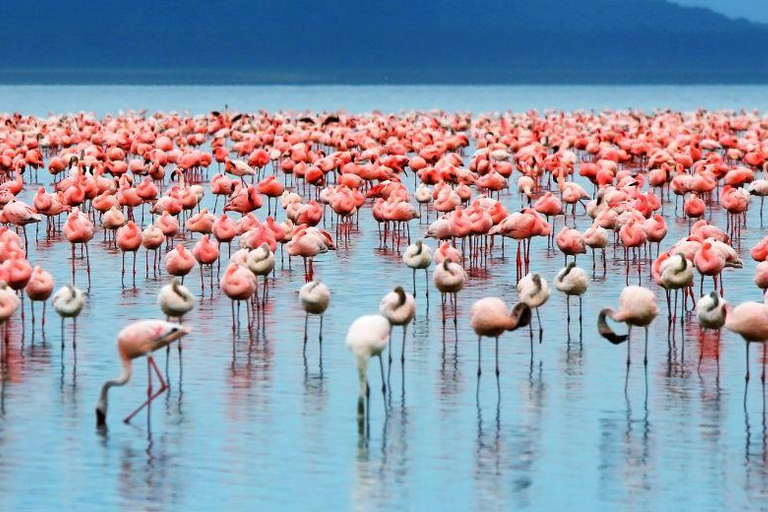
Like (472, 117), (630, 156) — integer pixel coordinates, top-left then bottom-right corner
(96, 356), (132, 426)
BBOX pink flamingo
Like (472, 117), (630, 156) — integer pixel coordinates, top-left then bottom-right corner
(3, 199), (41, 255)
(24, 266), (53, 332)
(725, 301), (768, 389)
(165, 245), (196, 282)
(63, 208), (94, 288)
(193, 235), (220, 295)
(470, 298), (531, 376)
(95, 320), (191, 427)
(116, 221), (142, 288)
(597, 286), (658, 367)
(220, 263), (257, 328)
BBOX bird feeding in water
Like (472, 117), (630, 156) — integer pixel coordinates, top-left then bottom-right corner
(95, 320), (191, 427)
(597, 285), (659, 367)
(299, 278), (330, 352)
(346, 314), (390, 427)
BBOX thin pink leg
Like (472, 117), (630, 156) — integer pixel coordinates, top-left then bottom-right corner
(123, 356), (168, 424)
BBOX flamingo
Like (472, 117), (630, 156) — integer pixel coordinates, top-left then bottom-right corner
(725, 301), (768, 387)
(433, 258), (466, 330)
(220, 263), (256, 329)
(299, 278), (330, 351)
(660, 253), (694, 322)
(470, 298), (531, 376)
(597, 286), (658, 366)
(0, 281), (20, 344)
(403, 239), (433, 305)
(346, 315), (389, 427)
(95, 320), (191, 427)
(24, 266), (54, 332)
(696, 291), (727, 330)
(52, 284), (85, 348)
(157, 278), (195, 322)
(517, 273), (550, 340)
(116, 221), (142, 288)
(379, 286), (416, 366)
(245, 243), (275, 306)
(554, 262), (589, 323)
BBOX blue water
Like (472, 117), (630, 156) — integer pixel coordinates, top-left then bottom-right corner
(4, 84), (768, 116)
(1, 85), (768, 510)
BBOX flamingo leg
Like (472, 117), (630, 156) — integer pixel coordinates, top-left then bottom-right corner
(379, 354), (386, 396)
(401, 325), (407, 364)
(123, 356), (167, 424)
(644, 326), (649, 367)
(477, 335), (482, 377)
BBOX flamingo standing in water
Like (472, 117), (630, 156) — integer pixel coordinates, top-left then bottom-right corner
(165, 244), (196, 282)
(725, 300), (768, 388)
(157, 278), (195, 322)
(299, 278), (330, 352)
(470, 298), (531, 376)
(554, 262), (589, 323)
(3, 199), (41, 256)
(220, 262), (256, 328)
(116, 221), (142, 288)
(597, 286), (658, 366)
(193, 235), (220, 296)
(0, 281), (20, 344)
(346, 314), (390, 427)
(379, 286), (416, 366)
(403, 239), (433, 306)
(52, 284), (85, 348)
(63, 208), (94, 288)
(517, 273), (550, 341)
(696, 291), (727, 330)
(95, 320), (191, 427)
(660, 253), (694, 322)
(25, 266), (54, 332)
(245, 243), (275, 307)
(433, 258), (466, 330)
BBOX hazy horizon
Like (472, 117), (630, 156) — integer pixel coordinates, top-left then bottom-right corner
(2, 0), (767, 84)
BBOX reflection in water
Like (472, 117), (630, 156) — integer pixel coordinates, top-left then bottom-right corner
(352, 405), (411, 512)
(474, 378), (503, 510)
(599, 368), (652, 502)
(744, 387), (768, 504)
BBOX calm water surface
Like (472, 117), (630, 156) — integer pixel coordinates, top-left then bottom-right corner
(1, 85), (768, 510)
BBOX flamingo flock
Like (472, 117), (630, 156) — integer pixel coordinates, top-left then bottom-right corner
(1, 108), (768, 428)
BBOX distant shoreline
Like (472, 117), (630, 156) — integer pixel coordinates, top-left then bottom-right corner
(3, 69), (768, 86)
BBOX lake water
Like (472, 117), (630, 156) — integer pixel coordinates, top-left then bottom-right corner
(2, 85), (768, 510)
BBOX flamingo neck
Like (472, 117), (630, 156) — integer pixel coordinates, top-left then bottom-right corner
(95, 356), (132, 426)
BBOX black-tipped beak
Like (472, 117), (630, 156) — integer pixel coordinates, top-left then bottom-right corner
(96, 407), (106, 427)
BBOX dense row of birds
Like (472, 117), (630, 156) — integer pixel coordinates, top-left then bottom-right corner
(0, 109), (768, 428)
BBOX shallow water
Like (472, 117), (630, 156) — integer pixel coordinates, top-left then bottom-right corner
(2, 86), (768, 510)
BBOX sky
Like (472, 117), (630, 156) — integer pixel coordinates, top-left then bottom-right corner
(674, 0), (768, 23)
